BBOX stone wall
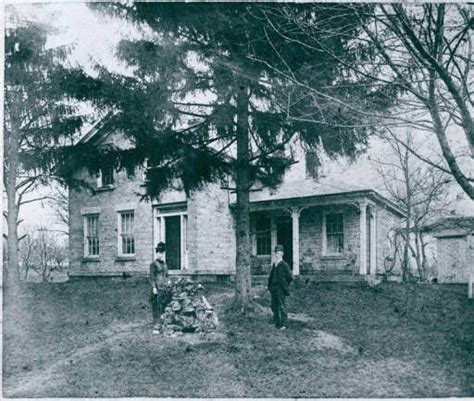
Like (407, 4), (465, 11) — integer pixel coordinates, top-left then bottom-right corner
(188, 183), (236, 273)
(70, 167), (235, 276)
(69, 166), (154, 275)
(299, 205), (360, 274)
(70, 127), (404, 278)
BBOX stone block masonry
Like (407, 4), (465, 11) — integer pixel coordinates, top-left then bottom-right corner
(69, 169), (236, 276)
(299, 205), (360, 273)
(188, 183), (236, 274)
(69, 126), (404, 279)
(69, 167), (153, 275)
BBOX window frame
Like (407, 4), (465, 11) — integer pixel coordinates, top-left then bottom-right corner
(117, 210), (135, 257)
(255, 214), (272, 256)
(97, 166), (115, 189)
(322, 212), (344, 256)
(84, 214), (100, 258)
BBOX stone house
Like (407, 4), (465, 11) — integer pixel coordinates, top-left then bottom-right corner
(424, 216), (474, 283)
(69, 124), (405, 280)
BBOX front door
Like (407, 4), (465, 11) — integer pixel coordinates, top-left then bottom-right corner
(277, 217), (293, 269)
(165, 215), (181, 270)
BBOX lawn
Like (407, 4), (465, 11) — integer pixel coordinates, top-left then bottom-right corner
(3, 276), (473, 398)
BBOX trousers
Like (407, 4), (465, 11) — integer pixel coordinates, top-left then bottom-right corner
(270, 286), (288, 328)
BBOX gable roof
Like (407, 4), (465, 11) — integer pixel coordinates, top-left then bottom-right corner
(77, 112), (114, 145)
(423, 216), (474, 237)
(78, 115), (405, 218)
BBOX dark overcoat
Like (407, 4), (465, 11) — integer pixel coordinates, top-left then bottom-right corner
(268, 260), (293, 295)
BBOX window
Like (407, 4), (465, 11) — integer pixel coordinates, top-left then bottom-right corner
(97, 166), (114, 188)
(256, 214), (271, 256)
(326, 213), (344, 254)
(84, 215), (99, 257)
(119, 211), (135, 255)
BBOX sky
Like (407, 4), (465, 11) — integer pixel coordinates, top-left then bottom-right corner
(4, 1), (474, 239)
(7, 2), (132, 73)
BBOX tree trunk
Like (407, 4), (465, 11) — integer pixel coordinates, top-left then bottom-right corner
(427, 71), (474, 199)
(4, 96), (21, 295)
(413, 222), (423, 281)
(420, 232), (429, 280)
(402, 236), (410, 282)
(6, 198), (20, 287)
(402, 148), (411, 283)
(233, 83), (252, 311)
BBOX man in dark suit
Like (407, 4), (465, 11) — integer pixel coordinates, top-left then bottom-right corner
(268, 244), (293, 330)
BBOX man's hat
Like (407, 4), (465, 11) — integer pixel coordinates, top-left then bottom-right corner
(274, 244), (284, 253)
(155, 242), (166, 253)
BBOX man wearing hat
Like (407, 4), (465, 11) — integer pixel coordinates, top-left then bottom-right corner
(149, 242), (171, 334)
(268, 244), (293, 329)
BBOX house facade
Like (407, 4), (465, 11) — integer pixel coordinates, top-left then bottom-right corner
(69, 127), (404, 280)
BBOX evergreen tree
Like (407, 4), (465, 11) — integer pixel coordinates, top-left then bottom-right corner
(4, 11), (88, 290)
(82, 3), (383, 310)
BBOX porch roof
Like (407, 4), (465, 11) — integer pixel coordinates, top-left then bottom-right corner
(422, 216), (474, 237)
(245, 179), (405, 217)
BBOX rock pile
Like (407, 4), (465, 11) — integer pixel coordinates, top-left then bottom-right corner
(159, 278), (219, 335)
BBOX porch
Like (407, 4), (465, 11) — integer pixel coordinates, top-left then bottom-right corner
(248, 186), (403, 278)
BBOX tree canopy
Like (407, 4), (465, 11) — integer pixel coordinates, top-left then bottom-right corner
(64, 2), (395, 308)
(268, 4), (474, 199)
(4, 10), (90, 285)
(73, 3), (385, 196)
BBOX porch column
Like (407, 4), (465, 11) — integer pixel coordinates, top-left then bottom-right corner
(291, 207), (300, 276)
(359, 201), (367, 275)
(270, 213), (277, 265)
(370, 206), (377, 276)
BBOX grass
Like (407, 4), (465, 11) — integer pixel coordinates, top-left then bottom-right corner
(3, 277), (473, 397)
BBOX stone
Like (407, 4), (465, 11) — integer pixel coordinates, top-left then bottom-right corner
(201, 296), (213, 310)
(157, 278), (219, 336)
(183, 306), (196, 316)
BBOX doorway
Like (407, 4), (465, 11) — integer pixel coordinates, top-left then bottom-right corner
(276, 216), (293, 269)
(165, 215), (181, 270)
(154, 209), (188, 270)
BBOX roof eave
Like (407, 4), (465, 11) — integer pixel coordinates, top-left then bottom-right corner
(77, 112), (115, 145)
(242, 189), (406, 218)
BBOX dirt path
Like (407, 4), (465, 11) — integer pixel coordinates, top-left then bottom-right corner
(5, 304), (245, 397)
(4, 321), (147, 397)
